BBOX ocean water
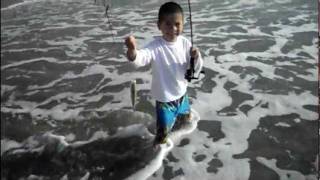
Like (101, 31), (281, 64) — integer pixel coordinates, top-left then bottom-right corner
(1, 0), (318, 179)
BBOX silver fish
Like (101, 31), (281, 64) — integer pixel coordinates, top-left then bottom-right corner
(130, 80), (137, 111)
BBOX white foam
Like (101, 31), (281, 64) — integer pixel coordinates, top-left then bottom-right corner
(1, 57), (59, 71)
(261, 92), (317, 120)
(27, 174), (46, 180)
(1, 47), (59, 53)
(273, 0), (292, 4)
(169, 109), (201, 142)
(3, 132), (70, 155)
(80, 172), (90, 180)
(1, 85), (15, 97)
(60, 174), (68, 180)
(1, 139), (22, 155)
(71, 124), (151, 148)
(31, 103), (84, 121)
(65, 133), (76, 142)
(125, 139), (174, 180)
(193, 80), (232, 119)
(3, 91), (86, 121)
(274, 122), (291, 127)
(189, 65), (317, 179)
(234, 0), (259, 6)
(114, 124), (152, 138)
(125, 109), (200, 180)
(1, 0), (33, 11)
(45, 36), (92, 57)
(256, 157), (317, 180)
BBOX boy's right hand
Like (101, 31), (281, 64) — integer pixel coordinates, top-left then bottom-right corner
(125, 36), (137, 61)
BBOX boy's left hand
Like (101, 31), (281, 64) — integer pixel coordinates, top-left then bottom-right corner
(190, 47), (199, 60)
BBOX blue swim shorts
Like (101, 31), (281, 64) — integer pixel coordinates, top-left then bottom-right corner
(154, 93), (190, 144)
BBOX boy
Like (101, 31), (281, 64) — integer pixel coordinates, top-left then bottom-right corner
(125, 2), (203, 147)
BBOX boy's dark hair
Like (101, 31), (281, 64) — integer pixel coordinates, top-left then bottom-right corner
(158, 2), (184, 23)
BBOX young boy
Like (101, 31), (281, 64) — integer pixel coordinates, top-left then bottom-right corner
(125, 2), (203, 146)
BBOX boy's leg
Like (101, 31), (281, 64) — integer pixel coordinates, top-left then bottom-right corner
(154, 101), (176, 146)
(154, 126), (168, 145)
(177, 113), (191, 122)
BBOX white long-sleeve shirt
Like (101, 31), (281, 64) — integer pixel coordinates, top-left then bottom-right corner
(132, 35), (203, 102)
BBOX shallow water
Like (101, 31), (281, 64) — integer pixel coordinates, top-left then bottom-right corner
(1, 0), (318, 179)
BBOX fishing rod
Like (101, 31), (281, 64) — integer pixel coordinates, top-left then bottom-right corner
(185, 0), (205, 82)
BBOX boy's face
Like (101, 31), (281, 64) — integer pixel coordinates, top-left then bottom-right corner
(158, 13), (184, 42)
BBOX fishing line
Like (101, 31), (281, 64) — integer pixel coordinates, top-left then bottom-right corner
(93, 0), (116, 43)
(103, 0), (116, 43)
(187, 0), (194, 46)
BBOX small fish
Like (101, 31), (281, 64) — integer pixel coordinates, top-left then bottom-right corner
(130, 80), (137, 111)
